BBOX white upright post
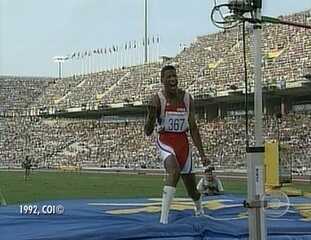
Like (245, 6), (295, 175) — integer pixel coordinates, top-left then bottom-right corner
(246, 5), (266, 240)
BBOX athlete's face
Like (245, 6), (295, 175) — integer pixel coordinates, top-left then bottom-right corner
(161, 69), (178, 95)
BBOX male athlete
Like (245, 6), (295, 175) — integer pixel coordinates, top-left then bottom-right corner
(144, 65), (212, 224)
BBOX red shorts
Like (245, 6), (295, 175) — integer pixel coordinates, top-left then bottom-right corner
(156, 132), (193, 174)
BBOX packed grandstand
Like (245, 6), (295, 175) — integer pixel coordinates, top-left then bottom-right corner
(0, 9), (310, 176)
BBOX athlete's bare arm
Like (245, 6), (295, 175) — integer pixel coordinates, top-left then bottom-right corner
(144, 95), (159, 136)
(188, 95), (210, 166)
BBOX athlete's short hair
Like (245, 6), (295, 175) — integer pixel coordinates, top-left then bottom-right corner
(160, 65), (176, 81)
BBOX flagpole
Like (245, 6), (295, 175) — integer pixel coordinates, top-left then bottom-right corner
(144, 0), (148, 63)
(81, 55), (84, 76)
(141, 39), (144, 64)
(103, 49), (106, 71)
(117, 46), (119, 69)
(150, 36), (153, 63)
(157, 35), (160, 63)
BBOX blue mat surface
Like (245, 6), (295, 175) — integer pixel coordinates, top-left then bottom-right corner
(1, 194), (310, 240)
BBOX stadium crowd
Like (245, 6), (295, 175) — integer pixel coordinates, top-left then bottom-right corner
(0, 113), (310, 175)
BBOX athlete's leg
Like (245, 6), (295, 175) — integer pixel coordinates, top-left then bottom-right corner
(164, 155), (180, 187)
(160, 155), (180, 224)
(181, 173), (204, 216)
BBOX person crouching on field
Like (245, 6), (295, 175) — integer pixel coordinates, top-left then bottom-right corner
(144, 65), (212, 224)
(197, 167), (224, 195)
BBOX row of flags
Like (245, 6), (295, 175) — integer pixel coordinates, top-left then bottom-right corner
(68, 36), (160, 60)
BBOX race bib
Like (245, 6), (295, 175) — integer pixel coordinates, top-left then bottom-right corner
(164, 111), (188, 132)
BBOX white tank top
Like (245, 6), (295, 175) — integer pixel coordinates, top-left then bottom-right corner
(156, 91), (190, 133)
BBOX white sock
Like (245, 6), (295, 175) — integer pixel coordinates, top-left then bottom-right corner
(194, 196), (204, 216)
(160, 186), (176, 224)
